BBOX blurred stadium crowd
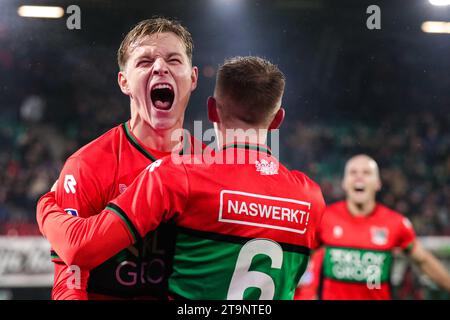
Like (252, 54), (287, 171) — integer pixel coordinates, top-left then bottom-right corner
(0, 19), (449, 238)
(285, 112), (450, 236)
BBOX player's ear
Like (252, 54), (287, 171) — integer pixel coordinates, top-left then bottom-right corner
(268, 107), (285, 130)
(341, 176), (347, 192)
(190, 66), (198, 91)
(118, 71), (130, 96)
(207, 96), (220, 123)
(375, 179), (382, 192)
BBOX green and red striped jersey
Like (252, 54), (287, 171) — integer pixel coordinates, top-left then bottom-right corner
(106, 143), (326, 299)
(315, 201), (416, 300)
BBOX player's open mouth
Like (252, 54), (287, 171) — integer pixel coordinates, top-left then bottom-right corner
(354, 186), (365, 193)
(150, 83), (175, 110)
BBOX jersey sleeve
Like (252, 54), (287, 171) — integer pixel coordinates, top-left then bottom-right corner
(37, 191), (135, 270)
(308, 179), (326, 250)
(55, 155), (106, 219)
(51, 263), (90, 300)
(396, 216), (417, 252)
(49, 154), (107, 260)
(36, 157), (189, 271)
(108, 157), (190, 238)
(290, 170), (327, 250)
(41, 156), (106, 299)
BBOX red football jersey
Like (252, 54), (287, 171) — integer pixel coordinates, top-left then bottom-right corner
(49, 121), (203, 299)
(316, 201), (416, 300)
(107, 143), (326, 299)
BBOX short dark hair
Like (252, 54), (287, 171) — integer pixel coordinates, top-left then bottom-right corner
(215, 56), (285, 126)
(117, 17), (194, 70)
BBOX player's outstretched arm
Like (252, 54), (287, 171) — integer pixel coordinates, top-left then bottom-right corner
(45, 155), (107, 299)
(409, 240), (450, 293)
(37, 157), (189, 270)
(37, 191), (135, 270)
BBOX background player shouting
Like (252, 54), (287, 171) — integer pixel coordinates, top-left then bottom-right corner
(37, 56), (326, 300)
(42, 17), (203, 300)
(295, 154), (450, 299)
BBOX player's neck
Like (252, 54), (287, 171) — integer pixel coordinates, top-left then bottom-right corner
(129, 118), (183, 153)
(346, 199), (376, 217)
(216, 124), (268, 150)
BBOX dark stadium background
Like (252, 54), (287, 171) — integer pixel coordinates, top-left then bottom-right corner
(0, 0), (448, 299)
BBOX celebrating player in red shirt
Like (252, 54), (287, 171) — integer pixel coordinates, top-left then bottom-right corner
(42, 18), (204, 300)
(37, 56), (326, 299)
(295, 154), (450, 299)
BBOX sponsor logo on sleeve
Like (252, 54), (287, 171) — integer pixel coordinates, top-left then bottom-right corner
(64, 174), (77, 194)
(64, 208), (78, 217)
(219, 190), (311, 234)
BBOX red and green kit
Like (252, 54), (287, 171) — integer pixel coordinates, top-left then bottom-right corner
(39, 143), (326, 300)
(104, 143), (326, 299)
(317, 201), (416, 300)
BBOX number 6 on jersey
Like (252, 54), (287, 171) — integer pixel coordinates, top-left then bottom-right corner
(227, 239), (283, 300)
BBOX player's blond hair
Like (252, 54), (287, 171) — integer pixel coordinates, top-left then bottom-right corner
(117, 17), (194, 70)
(215, 56), (285, 126)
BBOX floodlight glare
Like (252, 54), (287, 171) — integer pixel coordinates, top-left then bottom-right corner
(18, 5), (64, 19)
